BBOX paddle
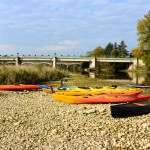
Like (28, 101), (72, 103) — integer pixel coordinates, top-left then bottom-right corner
(50, 86), (55, 93)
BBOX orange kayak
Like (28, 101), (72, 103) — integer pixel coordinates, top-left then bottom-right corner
(52, 94), (150, 104)
(0, 84), (40, 91)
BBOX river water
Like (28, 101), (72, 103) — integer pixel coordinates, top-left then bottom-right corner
(87, 71), (150, 84)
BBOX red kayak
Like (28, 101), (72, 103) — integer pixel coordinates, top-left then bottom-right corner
(0, 84), (40, 91)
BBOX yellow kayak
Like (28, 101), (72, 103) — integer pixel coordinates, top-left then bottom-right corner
(43, 86), (114, 94)
(43, 86), (142, 95)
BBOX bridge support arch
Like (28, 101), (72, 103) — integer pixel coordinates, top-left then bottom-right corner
(128, 58), (144, 70)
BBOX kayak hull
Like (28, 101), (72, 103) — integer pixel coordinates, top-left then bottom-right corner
(128, 84), (150, 88)
(0, 85), (40, 91)
(52, 94), (150, 104)
(38, 84), (61, 89)
(52, 90), (143, 97)
(110, 100), (150, 117)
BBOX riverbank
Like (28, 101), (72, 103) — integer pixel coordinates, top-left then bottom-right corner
(0, 90), (150, 150)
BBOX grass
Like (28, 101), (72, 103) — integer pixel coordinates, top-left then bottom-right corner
(0, 65), (68, 84)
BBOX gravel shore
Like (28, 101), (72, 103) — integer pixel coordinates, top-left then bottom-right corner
(0, 90), (150, 150)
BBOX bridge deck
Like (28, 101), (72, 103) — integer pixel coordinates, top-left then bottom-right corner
(0, 56), (139, 69)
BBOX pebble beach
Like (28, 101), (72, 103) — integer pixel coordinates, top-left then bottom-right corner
(0, 90), (150, 150)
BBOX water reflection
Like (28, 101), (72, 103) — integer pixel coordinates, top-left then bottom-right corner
(87, 71), (150, 84)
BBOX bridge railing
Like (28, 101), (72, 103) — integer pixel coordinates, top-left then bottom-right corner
(0, 56), (140, 69)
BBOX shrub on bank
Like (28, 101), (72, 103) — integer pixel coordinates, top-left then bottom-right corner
(0, 65), (68, 84)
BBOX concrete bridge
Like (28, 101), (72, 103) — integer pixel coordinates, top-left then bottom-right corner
(0, 56), (144, 70)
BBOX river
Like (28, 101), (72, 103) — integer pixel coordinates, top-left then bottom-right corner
(86, 71), (150, 84)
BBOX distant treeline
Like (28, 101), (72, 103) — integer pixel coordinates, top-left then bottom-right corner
(86, 41), (129, 58)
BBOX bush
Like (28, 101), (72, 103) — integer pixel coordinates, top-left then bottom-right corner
(0, 65), (68, 84)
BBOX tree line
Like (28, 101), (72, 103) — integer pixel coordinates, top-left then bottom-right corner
(86, 41), (129, 58)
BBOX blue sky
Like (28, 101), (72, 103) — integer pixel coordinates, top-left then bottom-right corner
(0, 0), (150, 56)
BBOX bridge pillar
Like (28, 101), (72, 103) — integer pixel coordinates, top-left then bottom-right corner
(128, 58), (144, 70)
(16, 57), (22, 66)
(53, 57), (57, 68)
(89, 57), (97, 70)
(128, 63), (134, 70)
(89, 72), (96, 78)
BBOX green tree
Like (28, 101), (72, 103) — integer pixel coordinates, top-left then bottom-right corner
(89, 46), (105, 57)
(105, 42), (113, 57)
(131, 47), (143, 58)
(118, 41), (129, 57)
(137, 10), (150, 50)
(111, 49), (119, 57)
(141, 50), (150, 70)
(137, 11), (150, 70)
(114, 42), (118, 50)
(110, 42), (118, 57)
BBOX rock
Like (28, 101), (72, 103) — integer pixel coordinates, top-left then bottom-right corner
(13, 121), (20, 126)
(83, 108), (97, 114)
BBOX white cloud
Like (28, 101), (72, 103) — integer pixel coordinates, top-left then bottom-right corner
(59, 40), (79, 46)
(0, 44), (17, 50)
(41, 40), (79, 51)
